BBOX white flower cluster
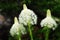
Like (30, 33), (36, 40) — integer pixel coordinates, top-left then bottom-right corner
(19, 4), (37, 25)
(10, 4), (57, 37)
(10, 17), (26, 36)
(40, 9), (57, 30)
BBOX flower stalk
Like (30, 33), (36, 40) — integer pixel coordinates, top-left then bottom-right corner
(28, 21), (33, 40)
(17, 32), (21, 40)
(45, 27), (50, 40)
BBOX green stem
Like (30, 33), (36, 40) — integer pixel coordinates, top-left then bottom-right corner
(18, 35), (21, 40)
(17, 32), (21, 40)
(18, 36), (21, 40)
(28, 24), (33, 40)
(45, 28), (50, 40)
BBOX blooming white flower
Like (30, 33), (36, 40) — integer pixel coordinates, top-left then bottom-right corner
(40, 9), (57, 30)
(10, 17), (26, 36)
(19, 4), (37, 25)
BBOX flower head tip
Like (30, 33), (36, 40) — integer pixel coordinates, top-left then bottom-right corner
(23, 4), (27, 9)
(46, 9), (51, 17)
(14, 17), (18, 23)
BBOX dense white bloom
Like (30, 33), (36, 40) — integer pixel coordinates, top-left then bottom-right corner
(19, 4), (37, 25)
(40, 9), (57, 30)
(10, 17), (26, 36)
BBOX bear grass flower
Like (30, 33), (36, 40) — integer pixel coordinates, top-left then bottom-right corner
(40, 9), (57, 30)
(19, 4), (37, 40)
(40, 9), (57, 40)
(10, 17), (26, 37)
(19, 4), (37, 25)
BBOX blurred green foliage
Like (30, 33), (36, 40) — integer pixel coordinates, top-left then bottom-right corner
(0, 0), (60, 17)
